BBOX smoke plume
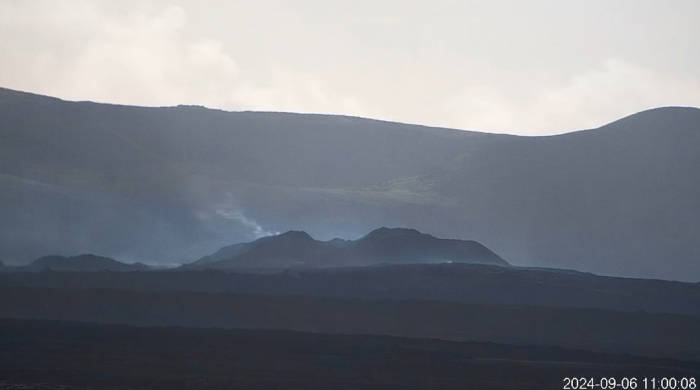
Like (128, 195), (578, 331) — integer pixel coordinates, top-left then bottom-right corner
(215, 209), (279, 239)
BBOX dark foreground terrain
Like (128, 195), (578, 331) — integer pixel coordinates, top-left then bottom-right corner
(2, 286), (700, 360)
(1, 318), (698, 390)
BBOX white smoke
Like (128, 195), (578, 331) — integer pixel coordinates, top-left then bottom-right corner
(215, 209), (279, 239)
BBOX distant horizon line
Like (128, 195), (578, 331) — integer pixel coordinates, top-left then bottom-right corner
(1, 85), (698, 138)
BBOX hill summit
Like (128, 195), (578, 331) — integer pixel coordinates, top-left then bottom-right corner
(184, 227), (507, 270)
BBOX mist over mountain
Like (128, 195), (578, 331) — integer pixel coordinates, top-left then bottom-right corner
(1, 86), (698, 280)
(185, 227), (507, 270)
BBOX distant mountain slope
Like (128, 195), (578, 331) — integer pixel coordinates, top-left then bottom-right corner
(0, 86), (491, 267)
(28, 254), (149, 272)
(0, 87), (483, 191)
(0, 86), (698, 280)
(185, 228), (507, 270)
(391, 106), (700, 279)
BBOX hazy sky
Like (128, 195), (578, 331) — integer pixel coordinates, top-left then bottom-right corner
(1, 0), (699, 135)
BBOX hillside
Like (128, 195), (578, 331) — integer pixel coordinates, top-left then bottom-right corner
(390, 106), (700, 279)
(1, 86), (698, 280)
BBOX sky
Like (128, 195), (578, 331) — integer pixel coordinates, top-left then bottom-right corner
(1, 0), (699, 135)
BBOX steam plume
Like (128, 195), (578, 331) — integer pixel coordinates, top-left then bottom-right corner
(215, 209), (279, 239)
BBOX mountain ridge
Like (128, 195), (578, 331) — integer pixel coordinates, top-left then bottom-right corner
(28, 254), (150, 272)
(183, 227), (508, 270)
(1, 86), (699, 280)
(3, 86), (696, 137)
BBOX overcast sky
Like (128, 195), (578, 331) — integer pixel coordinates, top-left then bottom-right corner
(1, 0), (699, 135)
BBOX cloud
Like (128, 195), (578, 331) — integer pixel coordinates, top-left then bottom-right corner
(233, 69), (366, 115)
(441, 59), (700, 135)
(1, 1), (698, 135)
(0, 0), (365, 116)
